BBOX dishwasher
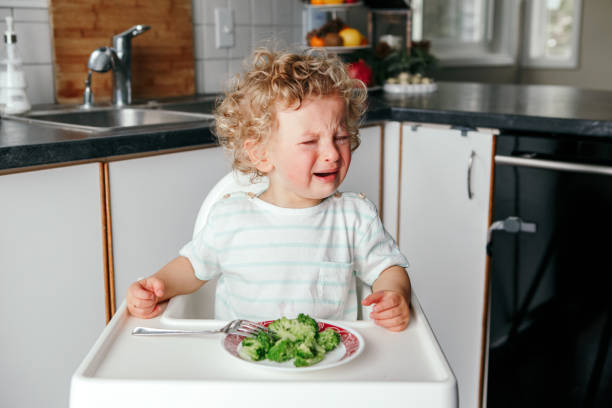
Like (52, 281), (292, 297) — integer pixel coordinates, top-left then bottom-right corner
(485, 133), (612, 408)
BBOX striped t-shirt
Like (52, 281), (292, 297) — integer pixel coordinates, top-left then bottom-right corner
(179, 191), (409, 321)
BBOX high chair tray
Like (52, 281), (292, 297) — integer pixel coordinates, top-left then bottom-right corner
(70, 295), (457, 408)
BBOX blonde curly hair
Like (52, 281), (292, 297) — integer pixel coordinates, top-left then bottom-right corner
(214, 47), (368, 179)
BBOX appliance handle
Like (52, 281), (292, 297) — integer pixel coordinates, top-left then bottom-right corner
(495, 155), (612, 176)
(467, 150), (476, 199)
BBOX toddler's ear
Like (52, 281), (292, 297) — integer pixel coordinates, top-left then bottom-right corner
(244, 139), (273, 173)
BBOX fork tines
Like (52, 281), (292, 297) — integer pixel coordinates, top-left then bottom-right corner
(236, 320), (268, 337)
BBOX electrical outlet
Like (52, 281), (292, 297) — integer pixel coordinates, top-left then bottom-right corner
(215, 8), (234, 49)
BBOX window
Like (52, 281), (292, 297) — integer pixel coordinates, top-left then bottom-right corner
(522, 0), (582, 68)
(411, 0), (581, 69)
(411, 0), (519, 66)
(418, 0), (489, 44)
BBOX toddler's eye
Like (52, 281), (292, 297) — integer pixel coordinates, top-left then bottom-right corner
(335, 135), (350, 144)
(301, 140), (316, 145)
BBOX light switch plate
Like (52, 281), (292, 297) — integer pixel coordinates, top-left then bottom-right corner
(215, 8), (234, 49)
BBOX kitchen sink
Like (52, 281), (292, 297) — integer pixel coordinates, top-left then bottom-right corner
(5, 107), (215, 132)
(156, 99), (217, 115)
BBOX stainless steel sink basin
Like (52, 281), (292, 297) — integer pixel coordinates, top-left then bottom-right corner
(156, 100), (217, 115)
(6, 107), (215, 132)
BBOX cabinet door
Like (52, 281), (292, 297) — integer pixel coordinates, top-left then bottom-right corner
(0, 164), (106, 408)
(342, 125), (383, 211)
(399, 125), (493, 408)
(108, 147), (230, 311)
(382, 121), (402, 240)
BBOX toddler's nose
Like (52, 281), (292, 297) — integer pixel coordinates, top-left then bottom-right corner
(321, 140), (340, 162)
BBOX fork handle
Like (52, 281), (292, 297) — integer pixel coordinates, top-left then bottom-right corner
(132, 327), (220, 336)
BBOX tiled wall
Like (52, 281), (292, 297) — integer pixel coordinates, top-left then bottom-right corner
(193, 0), (303, 94)
(0, 0), (303, 105)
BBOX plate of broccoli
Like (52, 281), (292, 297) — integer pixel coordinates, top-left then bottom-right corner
(222, 313), (364, 371)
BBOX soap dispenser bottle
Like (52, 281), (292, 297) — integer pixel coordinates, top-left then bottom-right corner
(0, 16), (30, 115)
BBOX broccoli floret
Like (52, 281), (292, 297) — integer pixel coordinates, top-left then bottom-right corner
(294, 339), (326, 367)
(318, 328), (341, 351)
(256, 330), (273, 353)
(238, 330), (274, 361)
(297, 313), (319, 336)
(268, 315), (318, 342)
(239, 337), (267, 361)
(294, 353), (325, 367)
(266, 339), (296, 362)
(295, 337), (318, 359)
(268, 317), (298, 342)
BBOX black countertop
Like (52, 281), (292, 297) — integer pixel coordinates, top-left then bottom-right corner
(4, 81), (612, 171)
(377, 82), (612, 137)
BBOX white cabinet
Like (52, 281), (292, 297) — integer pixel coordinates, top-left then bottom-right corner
(0, 163), (106, 408)
(381, 121), (402, 240)
(399, 124), (494, 408)
(108, 147), (230, 310)
(342, 125), (383, 210)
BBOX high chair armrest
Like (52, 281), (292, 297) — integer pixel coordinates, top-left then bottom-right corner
(356, 278), (373, 321)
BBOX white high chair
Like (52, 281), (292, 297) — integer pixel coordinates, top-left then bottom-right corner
(192, 171), (269, 237)
(70, 172), (458, 408)
(162, 170), (373, 322)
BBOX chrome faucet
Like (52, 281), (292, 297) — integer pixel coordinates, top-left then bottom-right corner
(84, 24), (150, 107)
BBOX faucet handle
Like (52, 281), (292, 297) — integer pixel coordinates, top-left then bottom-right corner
(114, 25), (151, 39)
(88, 47), (116, 72)
(83, 71), (94, 108)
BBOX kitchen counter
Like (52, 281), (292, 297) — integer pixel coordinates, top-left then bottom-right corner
(4, 81), (612, 171)
(381, 82), (612, 137)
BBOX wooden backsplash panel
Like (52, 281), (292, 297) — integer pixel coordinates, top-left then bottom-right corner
(50, 0), (195, 104)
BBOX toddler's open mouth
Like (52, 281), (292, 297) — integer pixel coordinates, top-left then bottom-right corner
(314, 170), (338, 182)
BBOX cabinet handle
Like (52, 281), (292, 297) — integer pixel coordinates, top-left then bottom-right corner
(467, 150), (476, 199)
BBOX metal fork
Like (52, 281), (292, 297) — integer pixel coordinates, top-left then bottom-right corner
(131, 319), (267, 338)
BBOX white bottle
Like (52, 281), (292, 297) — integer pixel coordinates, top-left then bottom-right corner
(0, 16), (30, 115)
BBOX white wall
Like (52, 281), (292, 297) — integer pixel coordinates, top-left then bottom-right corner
(0, 0), (303, 104)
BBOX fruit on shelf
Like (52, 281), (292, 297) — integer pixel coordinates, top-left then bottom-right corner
(347, 59), (372, 86)
(323, 32), (343, 46)
(322, 0), (344, 4)
(338, 27), (363, 47)
(309, 35), (325, 47)
(305, 18), (366, 48)
(310, 0), (325, 4)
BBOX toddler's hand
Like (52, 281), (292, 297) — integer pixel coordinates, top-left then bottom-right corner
(361, 290), (410, 332)
(126, 277), (165, 318)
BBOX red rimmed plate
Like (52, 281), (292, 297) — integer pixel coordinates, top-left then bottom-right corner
(222, 320), (364, 372)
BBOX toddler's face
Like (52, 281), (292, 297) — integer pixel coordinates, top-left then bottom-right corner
(261, 95), (352, 208)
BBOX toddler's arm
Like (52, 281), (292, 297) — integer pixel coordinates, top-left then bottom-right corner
(362, 265), (412, 331)
(126, 256), (205, 318)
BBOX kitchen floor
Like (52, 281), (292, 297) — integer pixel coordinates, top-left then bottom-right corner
(487, 298), (612, 408)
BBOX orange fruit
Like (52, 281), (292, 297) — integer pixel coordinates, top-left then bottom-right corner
(339, 27), (362, 47)
(311, 0), (325, 4)
(323, 0), (344, 4)
(309, 35), (325, 47)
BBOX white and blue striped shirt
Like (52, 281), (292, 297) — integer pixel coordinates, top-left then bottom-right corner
(179, 191), (409, 321)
